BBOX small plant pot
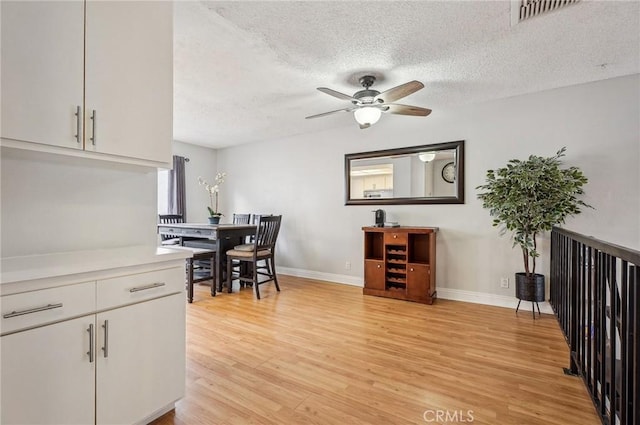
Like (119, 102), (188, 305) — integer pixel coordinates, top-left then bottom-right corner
(515, 272), (545, 302)
(208, 216), (220, 224)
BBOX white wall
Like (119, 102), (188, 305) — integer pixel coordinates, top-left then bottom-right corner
(217, 74), (640, 296)
(0, 141), (218, 258)
(171, 141), (218, 223)
(390, 156), (412, 198)
(0, 150), (157, 257)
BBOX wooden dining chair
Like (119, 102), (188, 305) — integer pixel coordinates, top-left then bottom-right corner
(158, 214), (183, 245)
(225, 215), (282, 299)
(168, 245), (216, 303)
(180, 213), (251, 294)
(159, 214), (216, 302)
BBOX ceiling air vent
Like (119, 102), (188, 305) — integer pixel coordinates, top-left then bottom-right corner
(512, 0), (581, 24)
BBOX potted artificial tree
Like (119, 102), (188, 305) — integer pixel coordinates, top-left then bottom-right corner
(477, 147), (590, 317)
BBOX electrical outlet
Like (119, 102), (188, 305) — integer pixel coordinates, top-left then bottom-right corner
(345, 261), (351, 270)
(500, 277), (509, 288)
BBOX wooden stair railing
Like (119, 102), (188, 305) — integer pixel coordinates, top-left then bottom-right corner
(550, 227), (639, 425)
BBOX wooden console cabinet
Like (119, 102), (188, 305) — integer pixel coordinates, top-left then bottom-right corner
(362, 226), (437, 304)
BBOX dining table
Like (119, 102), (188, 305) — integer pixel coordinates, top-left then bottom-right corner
(157, 222), (256, 292)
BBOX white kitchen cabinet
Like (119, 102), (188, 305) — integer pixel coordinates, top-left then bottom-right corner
(96, 293), (185, 424)
(1, 294), (183, 425)
(385, 174), (393, 189)
(0, 1), (84, 150)
(351, 174), (394, 198)
(351, 176), (365, 198)
(1, 316), (96, 425)
(83, 1), (172, 163)
(0, 1), (172, 167)
(362, 174), (393, 190)
(0, 249), (189, 425)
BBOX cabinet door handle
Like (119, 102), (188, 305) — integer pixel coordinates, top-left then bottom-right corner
(90, 109), (97, 145)
(377, 264), (381, 268)
(129, 282), (165, 293)
(393, 235), (397, 239)
(74, 105), (81, 144)
(2, 303), (63, 319)
(87, 324), (94, 363)
(102, 320), (109, 358)
(410, 268), (414, 272)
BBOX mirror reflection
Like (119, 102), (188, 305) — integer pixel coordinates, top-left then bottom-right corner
(345, 140), (464, 205)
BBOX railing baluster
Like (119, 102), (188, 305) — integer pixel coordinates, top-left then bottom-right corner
(599, 250), (607, 417)
(620, 260), (628, 425)
(563, 234), (571, 335)
(579, 242), (586, 375)
(631, 265), (639, 425)
(593, 249), (599, 408)
(596, 249), (603, 414)
(585, 247), (595, 394)
(551, 231), (557, 309)
(562, 234), (568, 334)
(570, 239), (579, 374)
(609, 254), (617, 425)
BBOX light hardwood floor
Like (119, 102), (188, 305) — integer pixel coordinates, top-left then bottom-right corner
(152, 275), (599, 425)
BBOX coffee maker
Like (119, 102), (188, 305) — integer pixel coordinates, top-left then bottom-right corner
(373, 209), (385, 227)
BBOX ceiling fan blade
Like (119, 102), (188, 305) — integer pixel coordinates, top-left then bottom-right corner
(317, 87), (357, 102)
(374, 80), (424, 103)
(305, 107), (356, 119)
(384, 103), (432, 117)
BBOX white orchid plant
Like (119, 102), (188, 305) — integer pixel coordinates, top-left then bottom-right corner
(198, 172), (227, 217)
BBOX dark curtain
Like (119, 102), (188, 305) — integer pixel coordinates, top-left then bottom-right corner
(168, 155), (186, 220)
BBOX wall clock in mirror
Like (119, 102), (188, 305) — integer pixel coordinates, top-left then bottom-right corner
(442, 162), (455, 183)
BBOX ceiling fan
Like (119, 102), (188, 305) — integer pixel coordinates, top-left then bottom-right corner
(305, 75), (432, 129)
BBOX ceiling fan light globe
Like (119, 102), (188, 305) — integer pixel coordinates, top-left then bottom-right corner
(354, 107), (382, 126)
(418, 152), (436, 162)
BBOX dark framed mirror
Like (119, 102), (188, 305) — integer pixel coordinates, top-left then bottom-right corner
(345, 140), (465, 205)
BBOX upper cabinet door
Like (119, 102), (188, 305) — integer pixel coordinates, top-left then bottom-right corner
(1, 1), (84, 149)
(84, 1), (173, 164)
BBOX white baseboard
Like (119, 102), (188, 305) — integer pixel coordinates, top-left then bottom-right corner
(436, 287), (554, 314)
(278, 268), (553, 314)
(278, 267), (363, 286)
(137, 402), (175, 425)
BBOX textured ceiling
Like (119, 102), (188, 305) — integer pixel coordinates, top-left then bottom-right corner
(173, 0), (640, 149)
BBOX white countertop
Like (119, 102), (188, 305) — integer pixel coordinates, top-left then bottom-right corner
(1, 245), (191, 286)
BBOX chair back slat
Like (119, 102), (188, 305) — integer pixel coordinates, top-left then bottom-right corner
(255, 215), (281, 251)
(233, 213), (251, 224)
(251, 214), (272, 224)
(159, 214), (183, 224)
